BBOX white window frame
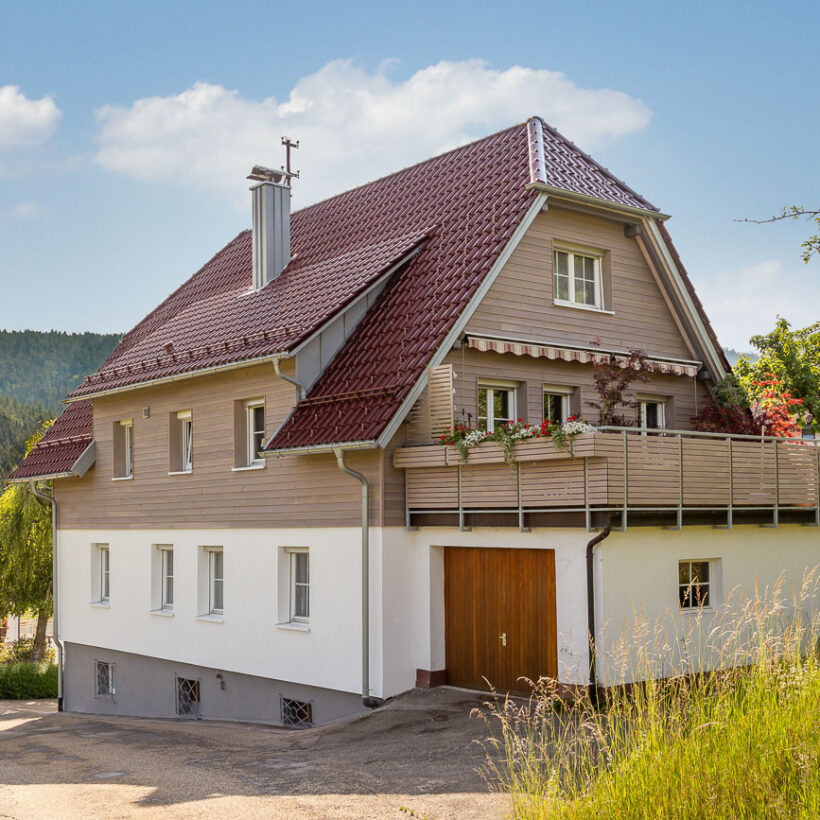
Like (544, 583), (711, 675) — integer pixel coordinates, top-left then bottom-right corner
(178, 410), (193, 472)
(245, 399), (265, 467)
(100, 545), (110, 603)
(477, 381), (517, 432)
(287, 548), (309, 623)
(678, 560), (711, 610)
(542, 385), (574, 425)
(208, 548), (224, 616)
(553, 247), (604, 310)
(160, 546), (174, 611)
(639, 398), (666, 432)
(120, 419), (133, 478)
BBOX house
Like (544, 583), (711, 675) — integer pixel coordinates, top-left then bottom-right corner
(10, 118), (820, 725)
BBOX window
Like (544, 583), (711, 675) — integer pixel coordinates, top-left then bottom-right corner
(679, 561), (710, 609)
(290, 550), (309, 622)
(170, 410), (193, 473)
(95, 661), (115, 698)
(246, 400), (265, 466)
(100, 545), (110, 602)
(176, 677), (200, 717)
(280, 696), (313, 727)
(113, 420), (133, 478)
(161, 547), (174, 610)
(554, 249), (603, 309)
(209, 549), (224, 615)
(640, 400), (666, 431)
(478, 383), (516, 432)
(543, 386), (575, 425)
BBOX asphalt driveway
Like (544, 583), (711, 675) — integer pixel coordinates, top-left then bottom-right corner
(0, 688), (508, 819)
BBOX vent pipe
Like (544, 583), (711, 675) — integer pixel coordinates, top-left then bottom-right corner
(248, 165), (293, 290)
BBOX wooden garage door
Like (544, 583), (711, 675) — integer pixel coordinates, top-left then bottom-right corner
(444, 547), (557, 693)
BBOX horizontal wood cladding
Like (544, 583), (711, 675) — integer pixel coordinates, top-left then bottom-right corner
(55, 363), (384, 530)
(444, 346), (710, 431)
(466, 207), (696, 360)
(396, 434), (820, 514)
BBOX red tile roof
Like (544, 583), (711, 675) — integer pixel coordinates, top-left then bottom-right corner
(15, 116), (723, 471)
(8, 399), (93, 481)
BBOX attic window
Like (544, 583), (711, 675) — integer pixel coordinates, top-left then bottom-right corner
(554, 249), (603, 310)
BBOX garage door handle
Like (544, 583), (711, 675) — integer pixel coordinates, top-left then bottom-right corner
(500, 632), (507, 647)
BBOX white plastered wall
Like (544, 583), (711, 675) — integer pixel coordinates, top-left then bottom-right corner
(594, 525), (820, 686)
(58, 528), (371, 696)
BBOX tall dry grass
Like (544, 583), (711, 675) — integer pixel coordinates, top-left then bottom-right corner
(480, 570), (820, 818)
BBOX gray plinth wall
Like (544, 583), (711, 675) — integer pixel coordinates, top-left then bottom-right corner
(63, 642), (367, 726)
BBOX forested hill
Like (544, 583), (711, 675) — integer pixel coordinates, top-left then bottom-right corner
(0, 330), (120, 480)
(0, 330), (121, 410)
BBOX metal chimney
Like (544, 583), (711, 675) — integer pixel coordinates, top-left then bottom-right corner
(248, 164), (292, 290)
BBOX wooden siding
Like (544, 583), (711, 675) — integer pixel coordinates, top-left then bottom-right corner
(467, 207), (696, 359)
(396, 433), (820, 514)
(55, 363), (385, 530)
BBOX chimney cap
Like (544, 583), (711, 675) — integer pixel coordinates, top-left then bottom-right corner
(247, 164), (297, 184)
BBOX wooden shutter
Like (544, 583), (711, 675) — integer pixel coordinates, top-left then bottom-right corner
(406, 364), (455, 443)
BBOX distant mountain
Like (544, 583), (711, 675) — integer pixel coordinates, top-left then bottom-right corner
(723, 347), (758, 367)
(0, 330), (120, 411)
(0, 330), (120, 480)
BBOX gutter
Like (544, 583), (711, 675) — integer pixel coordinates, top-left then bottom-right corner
(333, 447), (381, 709)
(527, 183), (672, 221)
(30, 483), (63, 712)
(273, 357), (306, 400)
(586, 526), (611, 702)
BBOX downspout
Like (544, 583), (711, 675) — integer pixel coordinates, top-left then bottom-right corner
(333, 447), (381, 708)
(30, 482), (63, 712)
(273, 356), (306, 400)
(586, 526), (611, 703)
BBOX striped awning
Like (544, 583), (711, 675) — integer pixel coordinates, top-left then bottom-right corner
(466, 336), (701, 378)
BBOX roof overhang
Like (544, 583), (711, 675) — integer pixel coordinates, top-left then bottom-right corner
(7, 440), (96, 484)
(527, 182), (671, 222)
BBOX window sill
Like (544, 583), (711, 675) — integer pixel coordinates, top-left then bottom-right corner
(679, 606), (714, 615)
(150, 608), (174, 618)
(90, 601), (110, 609)
(111, 475), (134, 482)
(553, 299), (615, 316)
(197, 613), (224, 623)
(231, 463), (266, 472)
(276, 621), (311, 633)
(168, 470), (193, 476)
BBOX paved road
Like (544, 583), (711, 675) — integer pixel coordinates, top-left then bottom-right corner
(0, 688), (508, 819)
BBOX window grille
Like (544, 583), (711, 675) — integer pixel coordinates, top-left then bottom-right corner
(176, 677), (201, 717)
(95, 661), (114, 698)
(280, 696), (313, 727)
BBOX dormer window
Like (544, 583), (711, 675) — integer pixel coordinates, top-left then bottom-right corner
(554, 248), (603, 310)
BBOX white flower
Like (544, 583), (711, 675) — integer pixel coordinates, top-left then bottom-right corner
(562, 420), (595, 435)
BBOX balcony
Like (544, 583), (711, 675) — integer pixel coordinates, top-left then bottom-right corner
(393, 428), (820, 531)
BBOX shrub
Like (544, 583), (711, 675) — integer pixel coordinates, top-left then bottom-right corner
(0, 662), (57, 698)
(0, 637), (55, 664)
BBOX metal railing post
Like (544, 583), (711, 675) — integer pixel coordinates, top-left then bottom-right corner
(727, 437), (733, 529)
(676, 434), (683, 529)
(773, 439), (780, 528)
(517, 462), (527, 532)
(622, 430), (628, 532)
(584, 457), (591, 532)
(815, 443), (820, 527)
(458, 464), (466, 531)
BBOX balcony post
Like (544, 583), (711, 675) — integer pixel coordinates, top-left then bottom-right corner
(727, 437), (733, 529)
(457, 465), (469, 532)
(773, 439), (780, 528)
(815, 444), (820, 527)
(584, 457), (591, 532)
(676, 434), (683, 529)
(621, 430), (629, 531)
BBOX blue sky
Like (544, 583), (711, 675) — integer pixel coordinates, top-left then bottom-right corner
(0, 0), (818, 349)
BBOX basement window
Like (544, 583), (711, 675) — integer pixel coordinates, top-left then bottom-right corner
(679, 560), (710, 609)
(176, 677), (200, 717)
(280, 696), (313, 727)
(95, 661), (115, 698)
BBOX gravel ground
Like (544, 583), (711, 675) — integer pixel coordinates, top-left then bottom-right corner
(0, 688), (509, 819)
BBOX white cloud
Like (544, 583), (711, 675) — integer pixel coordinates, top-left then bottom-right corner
(93, 59), (651, 206)
(0, 86), (61, 149)
(699, 259), (820, 350)
(10, 201), (42, 218)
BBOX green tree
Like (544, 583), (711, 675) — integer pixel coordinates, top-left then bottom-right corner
(734, 318), (820, 429)
(0, 427), (53, 661)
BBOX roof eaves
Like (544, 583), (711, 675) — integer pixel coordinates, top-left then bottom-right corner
(528, 183), (670, 221)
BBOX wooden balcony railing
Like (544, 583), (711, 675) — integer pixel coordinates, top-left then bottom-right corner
(393, 428), (820, 531)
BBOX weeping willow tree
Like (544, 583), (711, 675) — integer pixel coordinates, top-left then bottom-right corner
(0, 426), (53, 661)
